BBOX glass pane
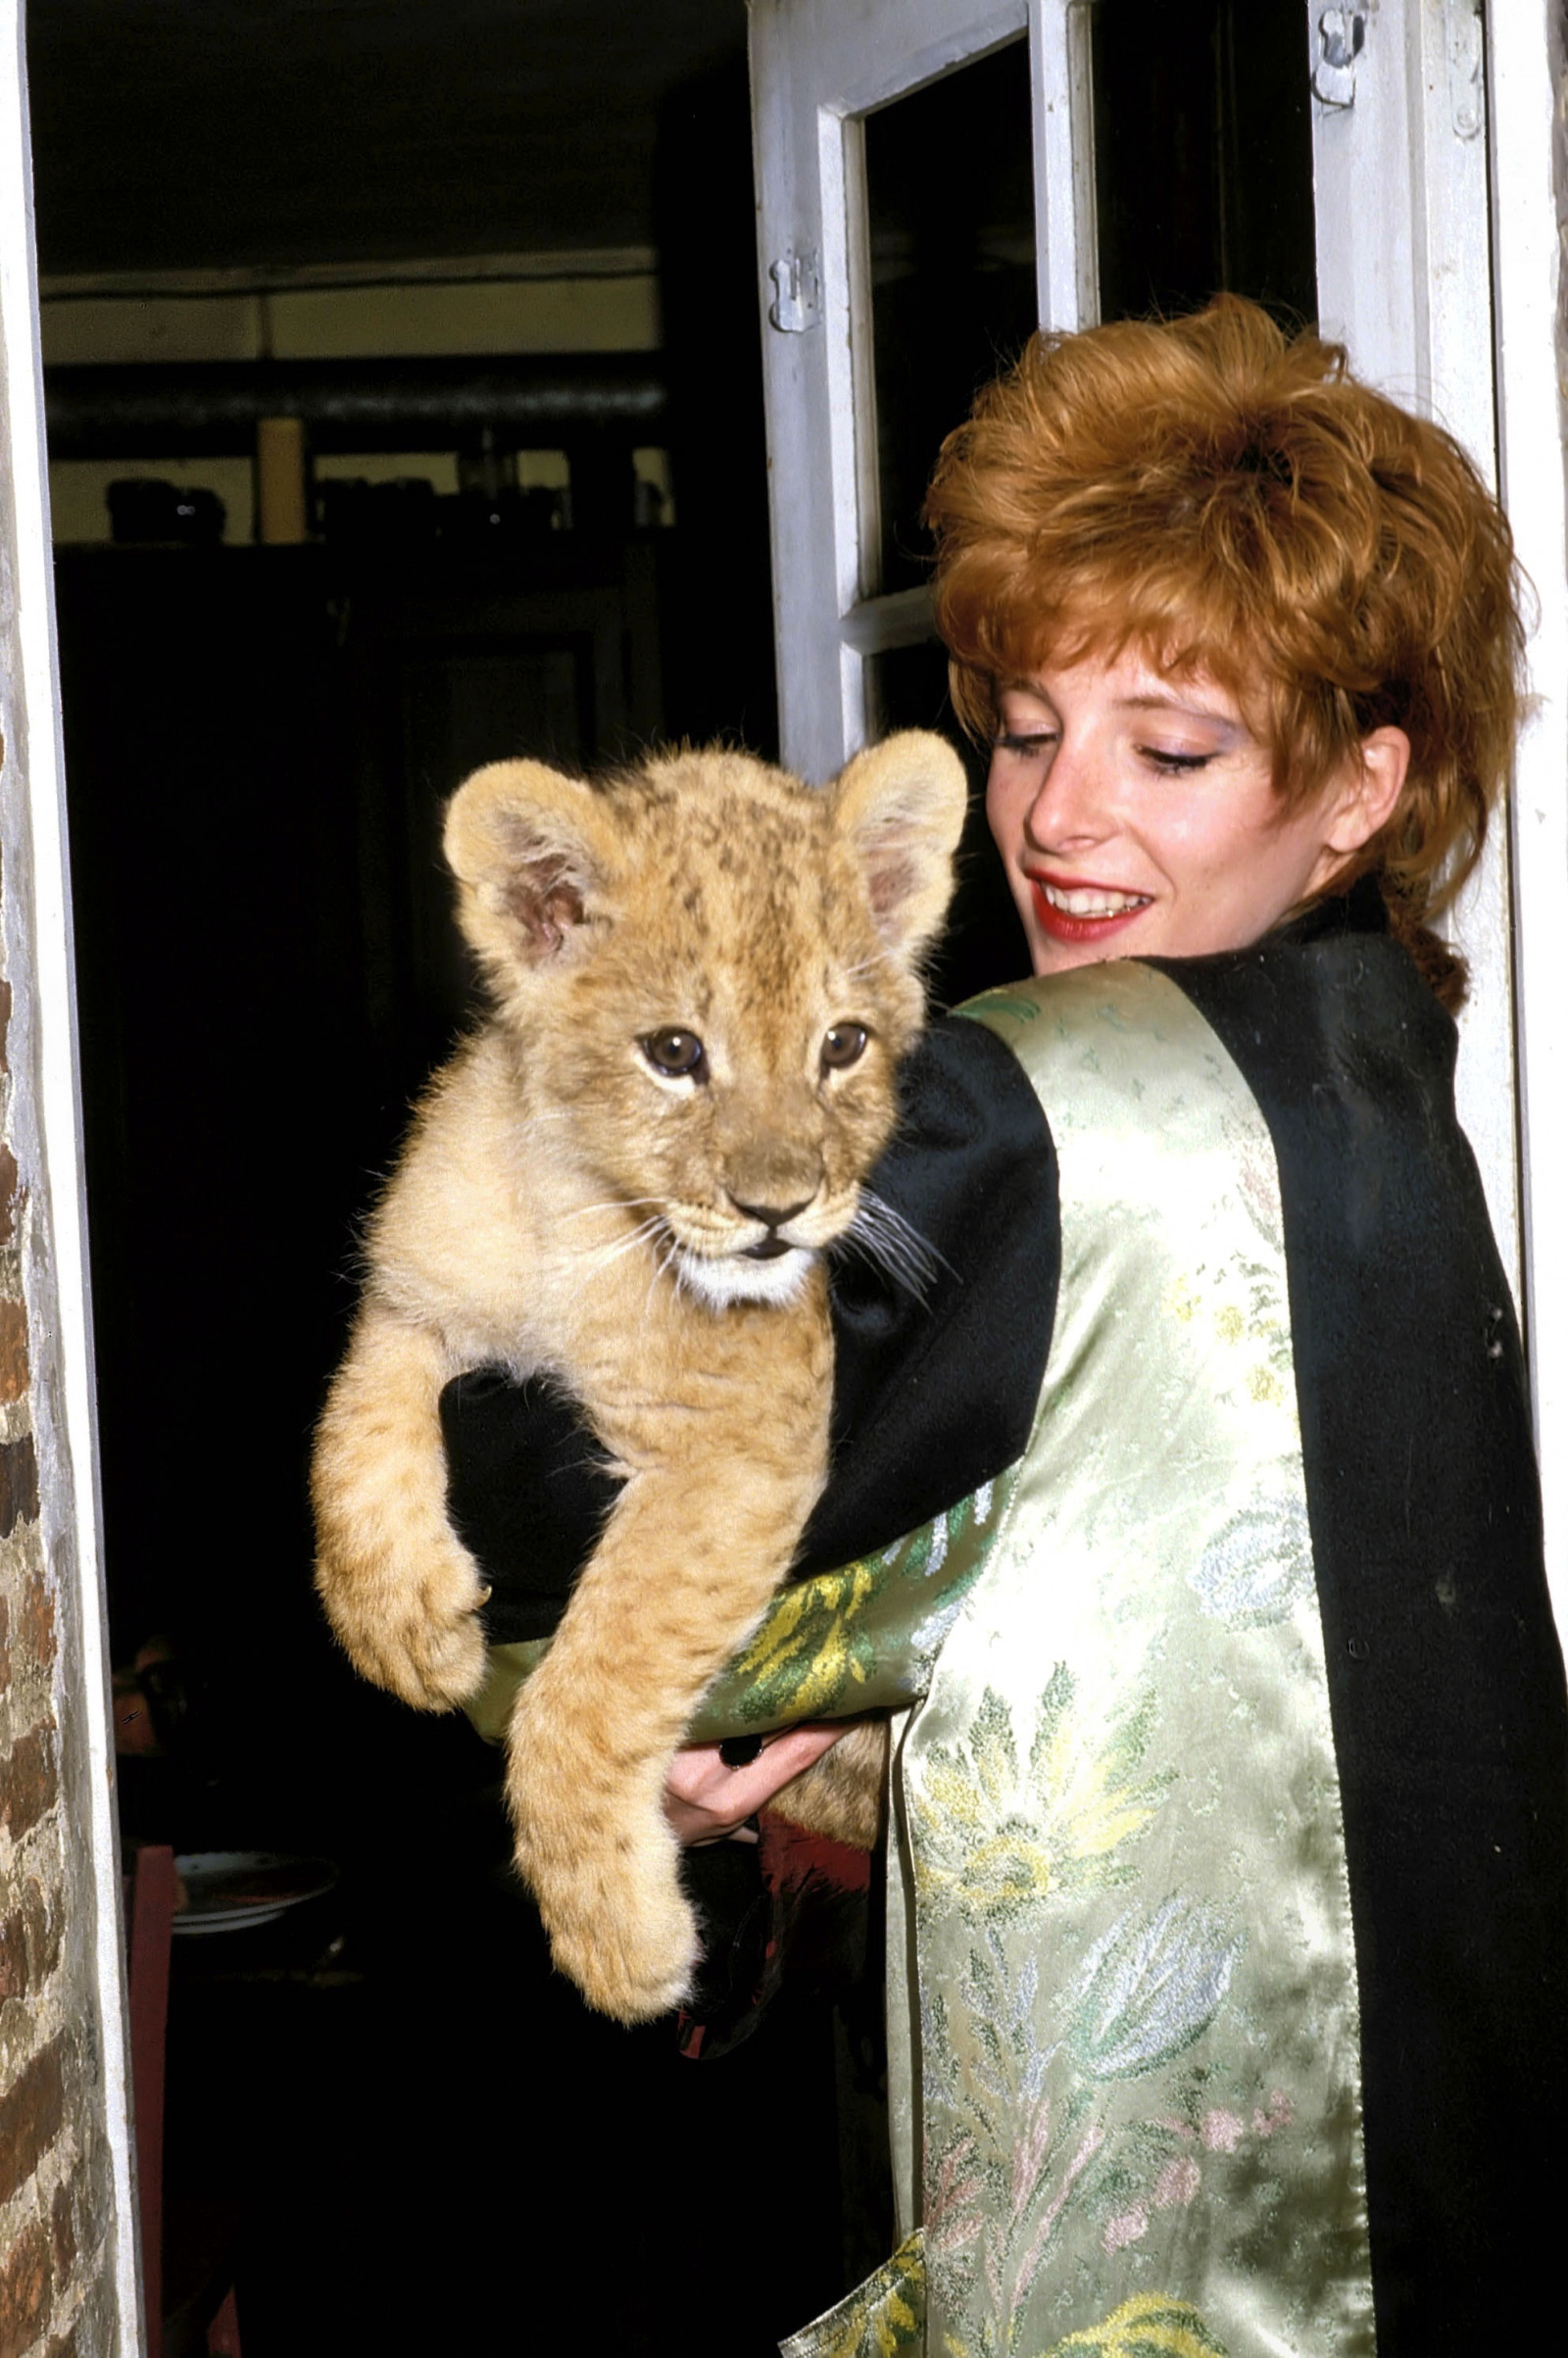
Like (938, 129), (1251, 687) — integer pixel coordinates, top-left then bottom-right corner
(867, 641), (1031, 1007)
(1092, 0), (1316, 325)
(862, 40), (1037, 598)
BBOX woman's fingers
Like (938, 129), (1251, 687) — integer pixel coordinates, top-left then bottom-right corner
(663, 1724), (845, 1845)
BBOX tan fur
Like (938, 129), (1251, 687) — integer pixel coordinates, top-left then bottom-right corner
(774, 1718), (890, 1850)
(312, 735), (965, 2020)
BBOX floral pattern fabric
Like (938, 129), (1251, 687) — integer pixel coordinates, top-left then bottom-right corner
(794, 966), (1377, 2358)
(467, 1469), (1016, 1746)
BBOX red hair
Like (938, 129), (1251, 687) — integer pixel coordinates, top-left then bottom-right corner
(925, 297), (1524, 999)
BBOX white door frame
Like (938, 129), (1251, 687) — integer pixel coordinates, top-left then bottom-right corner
(1485, 0), (1568, 1618)
(1304, 0), (1518, 1288)
(1307, 0), (1568, 1612)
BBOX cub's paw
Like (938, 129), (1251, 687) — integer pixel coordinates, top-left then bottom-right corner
(380, 1584), (489, 1713)
(539, 1859), (701, 2025)
(316, 1536), (489, 1713)
(507, 1726), (699, 2020)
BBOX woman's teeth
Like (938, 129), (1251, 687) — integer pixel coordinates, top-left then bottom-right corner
(1041, 883), (1152, 917)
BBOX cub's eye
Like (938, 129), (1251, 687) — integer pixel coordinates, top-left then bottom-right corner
(642, 1028), (708, 1081)
(821, 1022), (869, 1073)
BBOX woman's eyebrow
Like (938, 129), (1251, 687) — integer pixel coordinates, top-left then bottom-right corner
(1116, 692), (1245, 732)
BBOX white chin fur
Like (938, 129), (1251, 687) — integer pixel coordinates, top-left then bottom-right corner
(679, 1246), (814, 1309)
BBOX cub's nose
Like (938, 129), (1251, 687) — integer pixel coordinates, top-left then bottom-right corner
(728, 1193), (813, 1231)
(729, 1193), (814, 1259)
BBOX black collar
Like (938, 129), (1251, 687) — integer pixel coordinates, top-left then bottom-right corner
(1275, 873), (1389, 948)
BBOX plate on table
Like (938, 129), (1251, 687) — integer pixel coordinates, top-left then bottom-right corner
(172, 1851), (338, 1936)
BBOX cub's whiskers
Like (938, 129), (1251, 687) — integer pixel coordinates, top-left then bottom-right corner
(561, 1196), (669, 1221)
(575, 1214), (667, 1275)
(651, 1229), (687, 1313)
(834, 1188), (949, 1302)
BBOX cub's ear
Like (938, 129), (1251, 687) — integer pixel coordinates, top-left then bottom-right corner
(444, 761), (623, 973)
(829, 730), (968, 970)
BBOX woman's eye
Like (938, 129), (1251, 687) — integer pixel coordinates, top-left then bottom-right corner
(821, 1022), (869, 1072)
(1141, 746), (1213, 773)
(642, 1028), (708, 1080)
(996, 731), (1057, 759)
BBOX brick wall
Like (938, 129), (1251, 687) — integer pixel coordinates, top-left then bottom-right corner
(0, 884), (119, 2356)
(0, 999), (117, 2358)
(0, 779), (125, 2358)
(0, 149), (130, 2354)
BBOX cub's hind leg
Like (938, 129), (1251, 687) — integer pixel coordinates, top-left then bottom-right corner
(770, 1718), (889, 1850)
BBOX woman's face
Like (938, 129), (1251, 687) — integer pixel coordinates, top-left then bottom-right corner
(986, 645), (1399, 976)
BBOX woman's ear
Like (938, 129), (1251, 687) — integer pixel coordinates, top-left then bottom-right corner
(1322, 725), (1411, 860)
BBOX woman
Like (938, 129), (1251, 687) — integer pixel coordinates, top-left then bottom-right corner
(444, 299), (1567, 2353)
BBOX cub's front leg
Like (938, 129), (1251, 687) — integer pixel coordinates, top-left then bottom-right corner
(505, 1449), (825, 2023)
(312, 1301), (488, 1710)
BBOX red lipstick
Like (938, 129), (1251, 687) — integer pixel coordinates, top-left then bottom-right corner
(1028, 876), (1152, 947)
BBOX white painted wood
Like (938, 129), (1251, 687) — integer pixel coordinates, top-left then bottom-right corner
(0, 7), (140, 2347)
(1029, 0), (1099, 330)
(750, 4), (834, 781)
(840, 585), (938, 654)
(1486, 0), (1568, 1625)
(1305, 0), (1521, 1306)
(749, 0), (1093, 778)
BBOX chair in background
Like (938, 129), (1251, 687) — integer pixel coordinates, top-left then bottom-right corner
(126, 1844), (244, 2358)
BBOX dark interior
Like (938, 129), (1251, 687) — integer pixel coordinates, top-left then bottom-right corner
(1091, 0), (1316, 328)
(30, 4), (1316, 2350)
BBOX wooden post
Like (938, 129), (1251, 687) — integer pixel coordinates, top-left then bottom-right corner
(256, 416), (309, 544)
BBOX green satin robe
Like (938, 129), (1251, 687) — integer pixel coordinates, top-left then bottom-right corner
(776, 965), (1374, 2357)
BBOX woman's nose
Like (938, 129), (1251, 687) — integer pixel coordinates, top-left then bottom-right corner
(1025, 740), (1110, 850)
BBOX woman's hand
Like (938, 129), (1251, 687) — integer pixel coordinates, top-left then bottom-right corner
(663, 1724), (844, 1845)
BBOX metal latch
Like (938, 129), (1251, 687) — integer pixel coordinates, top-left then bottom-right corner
(1313, 9), (1366, 111)
(768, 250), (821, 334)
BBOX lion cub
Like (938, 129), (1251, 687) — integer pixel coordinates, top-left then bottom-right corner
(312, 735), (965, 2021)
